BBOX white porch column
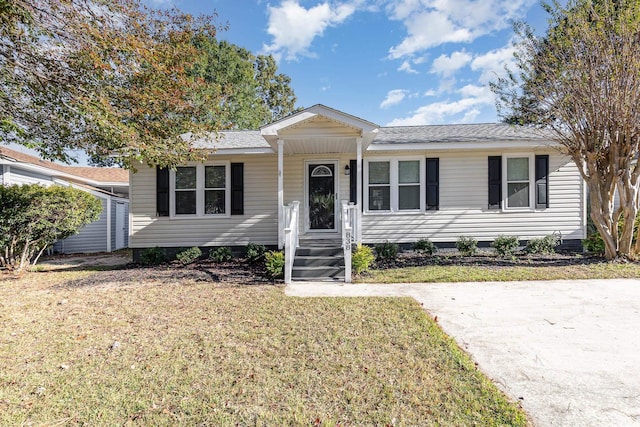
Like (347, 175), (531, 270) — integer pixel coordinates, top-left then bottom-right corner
(356, 137), (363, 244)
(277, 138), (284, 249)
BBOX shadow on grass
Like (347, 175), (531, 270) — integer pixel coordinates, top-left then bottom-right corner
(50, 261), (274, 290)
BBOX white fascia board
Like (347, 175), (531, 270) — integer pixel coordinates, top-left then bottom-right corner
(366, 140), (559, 151)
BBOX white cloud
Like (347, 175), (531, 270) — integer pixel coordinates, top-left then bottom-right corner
(430, 51), (472, 77)
(387, 0), (534, 59)
(398, 60), (418, 74)
(386, 84), (495, 125)
(471, 44), (516, 83)
(380, 89), (409, 109)
(263, 0), (359, 60)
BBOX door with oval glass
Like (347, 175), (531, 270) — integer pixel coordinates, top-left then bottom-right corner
(307, 162), (336, 231)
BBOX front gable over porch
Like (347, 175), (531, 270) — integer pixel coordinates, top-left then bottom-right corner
(261, 104), (379, 155)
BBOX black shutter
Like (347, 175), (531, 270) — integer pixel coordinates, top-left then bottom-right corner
(426, 158), (439, 211)
(156, 166), (169, 217)
(349, 159), (357, 204)
(230, 163), (244, 215)
(488, 156), (502, 210)
(535, 155), (549, 209)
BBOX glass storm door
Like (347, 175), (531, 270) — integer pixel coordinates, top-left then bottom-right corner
(308, 163), (336, 231)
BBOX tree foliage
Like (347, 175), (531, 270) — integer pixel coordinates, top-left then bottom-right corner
(1, 0), (225, 169)
(190, 38), (298, 130)
(492, 0), (640, 259)
(0, 184), (103, 272)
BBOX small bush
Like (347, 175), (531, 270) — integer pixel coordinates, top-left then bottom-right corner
(352, 244), (375, 275)
(583, 232), (605, 254)
(414, 239), (437, 256)
(140, 246), (166, 266)
(374, 241), (399, 262)
(176, 246), (202, 265)
(265, 250), (285, 279)
(245, 242), (267, 263)
(526, 235), (559, 254)
(209, 246), (233, 262)
(491, 235), (519, 258)
(456, 236), (478, 256)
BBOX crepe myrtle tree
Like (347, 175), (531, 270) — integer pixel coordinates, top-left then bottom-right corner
(492, 0), (640, 259)
(0, 185), (102, 272)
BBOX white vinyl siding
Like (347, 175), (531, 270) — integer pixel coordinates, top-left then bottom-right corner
(361, 151), (584, 243)
(53, 198), (109, 253)
(130, 155), (278, 248)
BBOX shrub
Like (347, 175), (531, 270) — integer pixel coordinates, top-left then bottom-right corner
(456, 236), (478, 256)
(526, 235), (559, 254)
(209, 246), (233, 262)
(374, 241), (399, 262)
(140, 246), (166, 266)
(0, 184), (102, 271)
(245, 242), (266, 263)
(176, 246), (202, 265)
(264, 250), (285, 279)
(414, 239), (437, 256)
(491, 235), (519, 258)
(352, 244), (375, 275)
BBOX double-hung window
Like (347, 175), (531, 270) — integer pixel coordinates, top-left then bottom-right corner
(175, 167), (197, 215)
(505, 156), (532, 209)
(171, 163), (230, 217)
(366, 159), (424, 212)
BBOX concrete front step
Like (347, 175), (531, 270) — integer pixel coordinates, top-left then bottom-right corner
(294, 255), (345, 267)
(296, 246), (343, 257)
(291, 266), (345, 281)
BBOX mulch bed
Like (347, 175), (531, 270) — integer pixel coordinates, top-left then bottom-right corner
(372, 250), (606, 270)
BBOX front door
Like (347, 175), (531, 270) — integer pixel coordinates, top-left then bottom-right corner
(308, 162), (336, 231)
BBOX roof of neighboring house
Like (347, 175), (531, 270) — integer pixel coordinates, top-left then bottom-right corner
(0, 146), (129, 184)
(373, 123), (552, 144)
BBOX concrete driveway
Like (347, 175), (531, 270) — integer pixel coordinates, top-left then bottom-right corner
(286, 279), (640, 427)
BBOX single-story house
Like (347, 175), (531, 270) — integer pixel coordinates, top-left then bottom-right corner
(0, 147), (130, 254)
(129, 105), (585, 282)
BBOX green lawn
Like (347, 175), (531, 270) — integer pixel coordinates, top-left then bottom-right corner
(0, 268), (528, 426)
(361, 256), (640, 283)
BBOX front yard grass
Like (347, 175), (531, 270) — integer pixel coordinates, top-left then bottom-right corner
(361, 253), (640, 283)
(0, 268), (527, 426)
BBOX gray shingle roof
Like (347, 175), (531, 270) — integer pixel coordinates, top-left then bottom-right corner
(373, 123), (552, 144)
(190, 131), (270, 150)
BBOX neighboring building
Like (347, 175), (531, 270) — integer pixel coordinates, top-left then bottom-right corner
(0, 147), (130, 254)
(128, 105), (586, 281)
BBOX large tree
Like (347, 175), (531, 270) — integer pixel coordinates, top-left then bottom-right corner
(1, 0), (224, 169)
(190, 38), (298, 130)
(492, 0), (640, 259)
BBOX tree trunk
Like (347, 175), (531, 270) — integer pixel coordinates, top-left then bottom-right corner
(586, 177), (618, 259)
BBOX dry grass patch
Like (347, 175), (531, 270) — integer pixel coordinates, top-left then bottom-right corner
(0, 268), (527, 426)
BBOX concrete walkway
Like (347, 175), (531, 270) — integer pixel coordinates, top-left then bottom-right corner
(286, 279), (640, 427)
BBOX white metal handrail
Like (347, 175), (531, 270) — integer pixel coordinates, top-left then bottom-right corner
(341, 200), (358, 283)
(283, 201), (300, 284)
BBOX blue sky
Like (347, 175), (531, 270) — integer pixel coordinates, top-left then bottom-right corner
(146, 0), (552, 127)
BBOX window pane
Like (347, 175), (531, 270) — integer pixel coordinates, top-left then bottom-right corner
(369, 186), (390, 210)
(205, 190), (225, 214)
(369, 162), (390, 184)
(205, 165), (225, 188)
(399, 185), (420, 210)
(507, 183), (529, 208)
(175, 191), (196, 214)
(399, 160), (420, 184)
(507, 158), (529, 181)
(176, 167), (196, 189)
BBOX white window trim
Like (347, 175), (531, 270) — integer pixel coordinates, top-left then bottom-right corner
(503, 153), (535, 211)
(169, 162), (231, 218)
(364, 157), (425, 214)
